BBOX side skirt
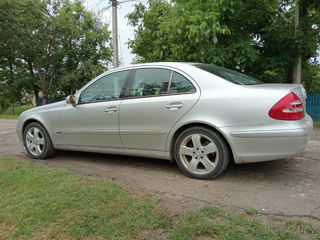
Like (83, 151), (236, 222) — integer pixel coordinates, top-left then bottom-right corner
(53, 144), (171, 160)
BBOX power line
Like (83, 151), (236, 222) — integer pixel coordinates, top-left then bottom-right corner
(93, 0), (144, 14)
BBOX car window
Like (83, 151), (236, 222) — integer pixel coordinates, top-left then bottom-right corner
(79, 70), (128, 104)
(169, 72), (196, 94)
(129, 68), (171, 97)
(194, 64), (263, 85)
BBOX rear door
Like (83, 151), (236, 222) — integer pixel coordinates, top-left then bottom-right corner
(119, 67), (200, 151)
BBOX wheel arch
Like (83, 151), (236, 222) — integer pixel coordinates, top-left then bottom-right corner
(22, 118), (50, 143)
(169, 122), (235, 163)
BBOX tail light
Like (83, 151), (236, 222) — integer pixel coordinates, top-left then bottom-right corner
(269, 92), (304, 120)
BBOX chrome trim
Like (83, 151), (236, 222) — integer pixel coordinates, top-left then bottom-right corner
(121, 91), (196, 101)
(231, 127), (312, 138)
(58, 129), (119, 134)
(167, 70), (174, 93)
(120, 129), (167, 135)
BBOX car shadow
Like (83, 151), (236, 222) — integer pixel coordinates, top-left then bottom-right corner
(48, 150), (295, 183)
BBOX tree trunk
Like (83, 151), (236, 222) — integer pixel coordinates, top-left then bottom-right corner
(286, 68), (293, 84)
(28, 60), (38, 97)
(292, 0), (301, 84)
(293, 57), (302, 84)
(42, 93), (48, 105)
(10, 103), (14, 115)
(33, 60), (49, 105)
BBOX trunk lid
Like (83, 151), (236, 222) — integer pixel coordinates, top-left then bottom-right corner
(243, 84), (307, 115)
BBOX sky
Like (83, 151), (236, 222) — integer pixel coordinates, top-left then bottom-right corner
(83, 0), (144, 66)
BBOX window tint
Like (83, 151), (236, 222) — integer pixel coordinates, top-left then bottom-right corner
(194, 64), (263, 85)
(79, 70), (128, 104)
(169, 72), (196, 94)
(130, 68), (171, 97)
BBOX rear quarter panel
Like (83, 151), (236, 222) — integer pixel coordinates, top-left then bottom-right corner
(165, 71), (309, 162)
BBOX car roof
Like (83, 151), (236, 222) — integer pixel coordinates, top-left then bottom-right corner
(115, 62), (197, 71)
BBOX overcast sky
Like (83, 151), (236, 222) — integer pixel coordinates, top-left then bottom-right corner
(83, 0), (144, 66)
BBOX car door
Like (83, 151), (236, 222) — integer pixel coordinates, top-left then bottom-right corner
(59, 70), (130, 148)
(119, 67), (200, 151)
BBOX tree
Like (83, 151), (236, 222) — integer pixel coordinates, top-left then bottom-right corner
(0, 0), (112, 106)
(127, 0), (320, 90)
(56, 1), (112, 95)
(0, 0), (39, 111)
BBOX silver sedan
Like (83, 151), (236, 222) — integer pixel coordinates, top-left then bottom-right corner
(16, 62), (313, 179)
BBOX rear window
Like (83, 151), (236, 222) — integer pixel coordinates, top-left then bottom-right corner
(194, 64), (263, 85)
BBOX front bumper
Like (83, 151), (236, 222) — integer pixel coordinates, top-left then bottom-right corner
(16, 117), (24, 145)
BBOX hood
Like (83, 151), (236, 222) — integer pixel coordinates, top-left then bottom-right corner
(21, 101), (65, 116)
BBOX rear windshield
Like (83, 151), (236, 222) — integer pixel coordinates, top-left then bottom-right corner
(194, 64), (263, 85)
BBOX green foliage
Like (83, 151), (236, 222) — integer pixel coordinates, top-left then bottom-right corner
(303, 62), (320, 94)
(0, 0), (112, 105)
(128, 0), (320, 87)
(0, 95), (9, 113)
(51, 1), (112, 95)
(127, 0), (231, 63)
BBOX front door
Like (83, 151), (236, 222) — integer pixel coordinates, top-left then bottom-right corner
(119, 67), (200, 151)
(59, 70), (129, 148)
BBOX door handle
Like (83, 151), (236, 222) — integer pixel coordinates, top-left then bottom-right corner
(165, 102), (183, 110)
(104, 106), (118, 113)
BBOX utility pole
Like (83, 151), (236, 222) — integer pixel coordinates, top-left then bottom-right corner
(293, 0), (301, 84)
(111, 0), (119, 68)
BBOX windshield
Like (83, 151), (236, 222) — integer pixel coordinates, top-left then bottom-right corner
(194, 64), (263, 85)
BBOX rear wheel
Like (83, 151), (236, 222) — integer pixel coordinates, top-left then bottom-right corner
(23, 122), (55, 159)
(174, 127), (230, 180)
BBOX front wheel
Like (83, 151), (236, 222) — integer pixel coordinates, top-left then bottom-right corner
(23, 122), (55, 159)
(174, 127), (230, 180)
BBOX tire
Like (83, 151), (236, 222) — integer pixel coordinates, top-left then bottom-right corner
(174, 127), (230, 180)
(23, 122), (55, 159)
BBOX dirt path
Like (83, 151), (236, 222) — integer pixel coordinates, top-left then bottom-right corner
(1, 119), (320, 224)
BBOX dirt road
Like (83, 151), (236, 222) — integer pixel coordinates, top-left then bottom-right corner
(1, 118), (319, 224)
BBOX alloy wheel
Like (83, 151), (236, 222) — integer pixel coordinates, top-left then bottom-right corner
(179, 134), (219, 174)
(26, 127), (45, 157)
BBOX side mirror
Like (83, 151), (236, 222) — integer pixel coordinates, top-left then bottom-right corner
(66, 95), (76, 105)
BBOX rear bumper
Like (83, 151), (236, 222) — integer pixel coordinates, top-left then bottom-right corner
(225, 115), (313, 163)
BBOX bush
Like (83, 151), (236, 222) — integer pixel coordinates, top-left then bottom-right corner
(0, 96), (10, 113)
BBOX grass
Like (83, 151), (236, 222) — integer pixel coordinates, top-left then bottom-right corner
(0, 105), (33, 119)
(2, 105), (33, 115)
(0, 156), (319, 240)
(170, 207), (320, 240)
(314, 121), (320, 128)
(0, 114), (19, 119)
(0, 156), (169, 239)
(244, 208), (259, 215)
